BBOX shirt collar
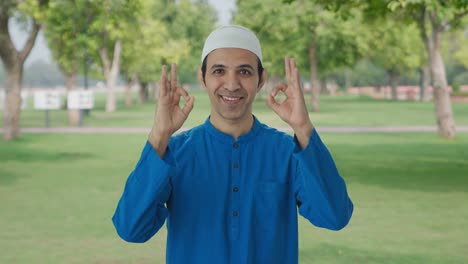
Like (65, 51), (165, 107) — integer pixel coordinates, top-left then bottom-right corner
(203, 115), (262, 143)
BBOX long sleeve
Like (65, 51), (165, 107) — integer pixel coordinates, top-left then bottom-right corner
(293, 130), (353, 230)
(112, 141), (175, 242)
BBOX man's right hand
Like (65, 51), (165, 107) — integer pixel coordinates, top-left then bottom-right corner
(148, 64), (194, 158)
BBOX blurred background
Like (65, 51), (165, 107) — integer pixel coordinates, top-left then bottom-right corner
(1, 0), (467, 263)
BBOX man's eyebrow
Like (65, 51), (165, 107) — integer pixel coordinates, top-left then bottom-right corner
(237, 64), (255, 70)
(210, 64), (226, 69)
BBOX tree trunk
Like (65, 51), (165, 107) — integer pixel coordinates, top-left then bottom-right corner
(309, 41), (320, 112)
(418, 65), (430, 102)
(418, 8), (456, 138)
(320, 78), (327, 94)
(389, 70), (399, 101)
(138, 82), (149, 104)
(0, 13), (41, 140)
(124, 74), (137, 107)
(430, 31), (456, 138)
(64, 72), (80, 126)
(3, 64), (23, 140)
(99, 40), (122, 113)
(427, 14), (456, 139)
(124, 80), (132, 108)
(344, 69), (351, 91)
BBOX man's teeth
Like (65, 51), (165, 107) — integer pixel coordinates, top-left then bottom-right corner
(222, 96), (240, 101)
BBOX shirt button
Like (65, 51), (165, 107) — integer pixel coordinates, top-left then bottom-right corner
(233, 143), (239, 149)
(233, 187), (238, 192)
(233, 163), (239, 169)
(233, 211), (238, 217)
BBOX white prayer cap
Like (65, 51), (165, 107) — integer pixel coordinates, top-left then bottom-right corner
(201, 25), (262, 63)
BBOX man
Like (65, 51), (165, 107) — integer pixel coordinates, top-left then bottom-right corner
(112, 25), (353, 263)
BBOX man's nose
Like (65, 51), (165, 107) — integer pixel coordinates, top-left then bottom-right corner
(224, 72), (241, 91)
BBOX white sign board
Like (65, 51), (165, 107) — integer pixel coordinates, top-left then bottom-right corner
(67, 90), (94, 110)
(34, 90), (61, 110)
(0, 91), (28, 110)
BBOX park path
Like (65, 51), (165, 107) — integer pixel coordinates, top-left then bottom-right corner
(2, 125), (468, 134)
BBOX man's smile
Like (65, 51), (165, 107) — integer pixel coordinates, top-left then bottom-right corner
(219, 95), (243, 105)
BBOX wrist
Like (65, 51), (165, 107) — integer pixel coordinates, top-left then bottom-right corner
(148, 127), (171, 158)
(293, 121), (313, 137)
(293, 122), (314, 150)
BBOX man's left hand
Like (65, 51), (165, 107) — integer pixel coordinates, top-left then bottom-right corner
(267, 56), (314, 149)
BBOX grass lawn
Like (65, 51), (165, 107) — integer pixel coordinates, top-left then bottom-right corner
(3, 90), (468, 128)
(1, 132), (467, 263)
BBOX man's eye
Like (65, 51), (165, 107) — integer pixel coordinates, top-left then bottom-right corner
(212, 69), (224, 74)
(240, 69), (251, 75)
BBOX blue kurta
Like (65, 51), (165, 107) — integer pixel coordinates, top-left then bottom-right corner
(113, 117), (353, 263)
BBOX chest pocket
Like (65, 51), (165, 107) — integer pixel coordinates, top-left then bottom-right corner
(255, 181), (290, 230)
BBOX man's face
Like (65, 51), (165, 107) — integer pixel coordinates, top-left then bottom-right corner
(200, 48), (265, 123)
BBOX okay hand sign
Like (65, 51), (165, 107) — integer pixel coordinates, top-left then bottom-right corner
(149, 64), (194, 157)
(154, 64), (194, 136)
(267, 57), (314, 148)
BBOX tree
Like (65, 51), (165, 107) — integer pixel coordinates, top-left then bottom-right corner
(44, 0), (91, 125)
(87, 0), (142, 112)
(388, 0), (467, 138)
(166, 0), (217, 85)
(291, 0), (467, 138)
(121, 16), (188, 104)
(235, 0), (366, 111)
(0, 0), (49, 140)
(366, 19), (424, 100)
(121, 0), (216, 103)
(120, 0), (194, 105)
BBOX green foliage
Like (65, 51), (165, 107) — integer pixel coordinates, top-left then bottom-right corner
(119, 0), (216, 84)
(44, 0), (143, 78)
(452, 71), (468, 91)
(16, 0), (50, 23)
(44, 0), (89, 74)
(452, 24), (468, 68)
(386, 0), (468, 29)
(0, 0), (49, 45)
(159, 0), (218, 84)
(348, 59), (388, 86)
(235, 0), (366, 78)
(235, 0), (298, 76)
(366, 19), (424, 77)
(120, 0), (186, 83)
(309, 8), (367, 76)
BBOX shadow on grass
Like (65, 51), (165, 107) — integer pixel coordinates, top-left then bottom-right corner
(0, 168), (24, 186)
(332, 140), (468, 193)
(0, 137), (95, 185)
(300, 243), (465, 264)
(0, 148), (94, 163)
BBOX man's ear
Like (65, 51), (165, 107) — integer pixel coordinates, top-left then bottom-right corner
(257, 68), (267, 93)
(198, 68), (206, 89)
